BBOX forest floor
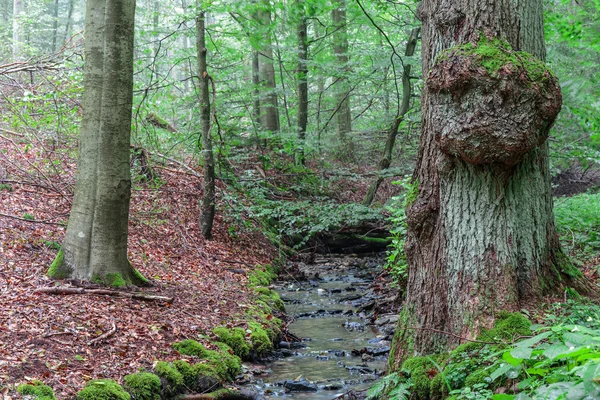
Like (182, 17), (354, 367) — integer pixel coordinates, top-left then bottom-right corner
(0, 136), (282, 398)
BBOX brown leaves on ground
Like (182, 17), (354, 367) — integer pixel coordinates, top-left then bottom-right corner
(0, 137), (277, 398)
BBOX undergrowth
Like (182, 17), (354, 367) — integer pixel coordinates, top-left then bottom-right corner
(554, 192), (600, 264)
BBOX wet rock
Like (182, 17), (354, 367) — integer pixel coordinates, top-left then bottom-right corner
(345, 365), (374, 374)
(372, 346), (390, 356)
(316, 355), (329, 361)
(329, 350), (346, 357)
(280, 349), (295, 357)
(344, 321), (364, 331)
(279, 341), (306, 349)
(283, 378), (318, 392)
(367, 337), (383, 344)
(340, 293), (362, 302)
(330, 288), (342, 293)
(323, 383), (343, 390)
(331, 338), (345, 342)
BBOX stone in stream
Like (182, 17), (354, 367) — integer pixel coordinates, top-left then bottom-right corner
(278, 341), (307, 349)
(322, 383), (343, 390)
(340, 293), (363, 302)
(316, 355), (329, 361)
(372, 346), (391, 356)
(282, 378), (319, 392)
(331, 337), (345, 341)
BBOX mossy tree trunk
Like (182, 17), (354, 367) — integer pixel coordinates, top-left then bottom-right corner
(390, 0), (593, 368)
(48, 0), (145, 286)
(197, 9), (215, 239)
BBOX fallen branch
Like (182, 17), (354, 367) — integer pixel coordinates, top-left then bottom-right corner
(88, 321), (117, 346)
(36, 286), (174, 303)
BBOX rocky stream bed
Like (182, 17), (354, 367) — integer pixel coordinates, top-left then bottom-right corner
(241, 253), (401, 399)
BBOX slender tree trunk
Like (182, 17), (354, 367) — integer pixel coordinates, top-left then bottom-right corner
(331, 0), (353, 159)
(12, 0), (23, 60)
(49, 0), (144, 286)
(256, 0), (280, 136)
(197, 10), (215, 239)
(390, 0), (594, 366)
(295, 0), (308, 166)
(62, 0), (74, 45)
(252, 50), (261, 131)
(51, 0), (59, 53)
(363, 27), (419, 206)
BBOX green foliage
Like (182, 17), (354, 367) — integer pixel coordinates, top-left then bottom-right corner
(17, 380), (56, 400)
(554, 192), (600, 260)
(383, 176), (416, 286)
(22, 212), (35, 221)
(212, 326), (251, 359)
(123, 372), (161, 400)
(203, 344), (242, 379)
(172, 339), (206, 357)
(365, 372), (412, 400)
(76, 379), (131, 400)
(0, 183), (13, 191)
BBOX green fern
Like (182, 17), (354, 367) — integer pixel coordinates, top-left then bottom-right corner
(366, 373), (412, 400)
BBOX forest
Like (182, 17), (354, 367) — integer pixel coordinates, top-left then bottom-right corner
(0, 0), (599, 399)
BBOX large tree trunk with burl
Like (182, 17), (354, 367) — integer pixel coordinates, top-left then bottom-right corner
(390, 0), (594, 367)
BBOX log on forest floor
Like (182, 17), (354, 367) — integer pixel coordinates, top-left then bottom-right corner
(36, 286), (174, 303)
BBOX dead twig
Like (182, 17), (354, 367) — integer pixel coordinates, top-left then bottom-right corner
(87, 321), (117, 346)
(36, 286), (174, 303)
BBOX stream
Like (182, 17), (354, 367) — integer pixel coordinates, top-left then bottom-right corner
(244, 254), (399, 399)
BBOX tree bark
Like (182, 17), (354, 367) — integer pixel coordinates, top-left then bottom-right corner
(12, 0), (23, 60)
(49, 0), (144, 286)
(295, 0), (308, 166)
(390, 0), (593, 367)
(256, 0), (280, 135)
(197, 10), (215, 239)
(331, 0), (353, 159)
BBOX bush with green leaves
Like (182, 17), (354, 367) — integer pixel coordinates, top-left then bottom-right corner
(554, 192), (600, 261)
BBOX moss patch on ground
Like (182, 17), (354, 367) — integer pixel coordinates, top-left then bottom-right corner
(123, 372), (161, 400)
(76, 379), (130, 400)
(213, 326), (251, 359)
(17, 380), (56, 400)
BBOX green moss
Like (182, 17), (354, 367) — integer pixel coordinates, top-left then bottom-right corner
(430, 373), (449, 399)
(402, 357), (435, 399)
(452, 341), (485, 355)
(173, 360), (199, 390)
(123, 372), (161, 400)
(464, 368), (491, 387)
(172, 339), (206, 357)
(76, 379), (131, 400)
(132, 268), (150, 285)
(479, 312), (531, 341)
(437, 33), (555, 85)
(92, 272), (128, 287)
(248, 321), (273, 355)
(254, 287), (285, 312)
(209, 343), (242, 378)
(193, 363), (221, 381)
(213, 326), (251, 359)
(17, 380), (56, 400)
(47, 249), (71, 279)
(153, 361), (184, 396)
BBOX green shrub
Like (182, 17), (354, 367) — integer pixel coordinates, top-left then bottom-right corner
(123, 372), (161, 400)
(76, 379), (130, 400)
(17, 380), (56, 400)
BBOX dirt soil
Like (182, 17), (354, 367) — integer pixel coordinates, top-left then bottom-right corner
(0, 136), (278, 398)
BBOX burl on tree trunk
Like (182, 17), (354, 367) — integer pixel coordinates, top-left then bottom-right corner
(390, 0), (596, 368)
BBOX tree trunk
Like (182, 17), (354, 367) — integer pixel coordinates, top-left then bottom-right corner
(256, 0), (280, 135)
(12, 0), (23, 60)
(197, 10), (215, 239)
(331, 0), (353, 159)
(51, 0), (59, 53)
(49, 0), (145, 286)
(295, 0), (308, 166)
(363, 27), (420, 206)
(390, 0), (593, 366)
(62, 0), (74, 45)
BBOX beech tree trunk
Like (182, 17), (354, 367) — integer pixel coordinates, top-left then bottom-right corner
(197, 10), (215, 239)
(390, 0), (593, 366)
(331, 0), (353, 159)
(49, 0), (144, 286)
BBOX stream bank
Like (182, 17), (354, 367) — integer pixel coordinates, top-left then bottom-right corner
(241, 253), (401, 399)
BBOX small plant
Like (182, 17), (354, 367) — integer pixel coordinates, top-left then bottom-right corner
(0, 183), (13, 191)
(365, 372), (412, 400)
(22, 212), (35, 220)
(554, 192), (600, 261)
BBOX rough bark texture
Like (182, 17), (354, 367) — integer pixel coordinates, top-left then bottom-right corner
(331, 0), (353, 158)
(390, 0), (592, 367)
(295, 0), (308, 166)
(197, 10), (215, 240)
(49, 0), (143, 285)
(256, 0), (280, 134)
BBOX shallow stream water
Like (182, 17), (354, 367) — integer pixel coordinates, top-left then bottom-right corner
(245, 254), (395, 399)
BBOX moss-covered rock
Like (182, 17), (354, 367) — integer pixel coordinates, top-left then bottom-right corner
(213, 326), (251, 359)
(123, 372), (161, 400)
(76, 379), (131, 400)
(173, 360), (198, 390)
(204, 343), (242, 378)
(248, 264), (277, 286)
(17, 380), (56, 400)
(464, 368), (491, 387)
(248, 321), (272, 356)
(153, 361), (184, 396)
(193, 363), (223, 392)
(172, 339), (206, 357)
(254, 287), (285, 312)
(402, 356), (435, 400)
(479, 311), (531, 341)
